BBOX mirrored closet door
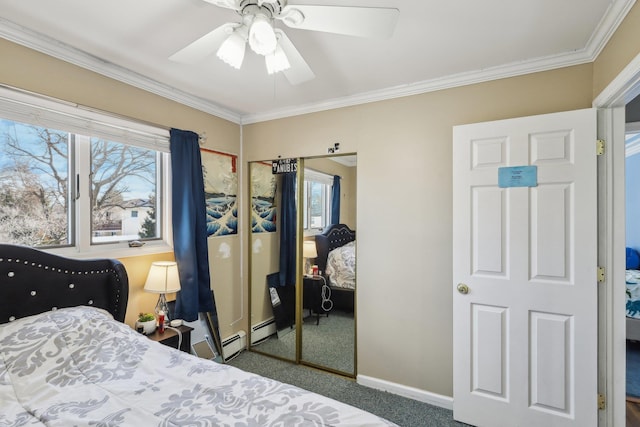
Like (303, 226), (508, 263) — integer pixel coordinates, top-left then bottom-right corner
(248, 154), (357, 377)
(299, 155), (357, 376)
(248, 160), (297, 362)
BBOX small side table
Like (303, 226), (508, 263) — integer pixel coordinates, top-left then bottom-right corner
(303, 276), (329, 325)
(147, 324), (194, 353)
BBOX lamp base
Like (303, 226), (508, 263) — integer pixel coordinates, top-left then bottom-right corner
(154, 293), (172, 322)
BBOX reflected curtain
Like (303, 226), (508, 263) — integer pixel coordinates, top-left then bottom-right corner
(170, 128), (215, 321)
(279, 172), (297, 287)
(331, 175), (341, 225)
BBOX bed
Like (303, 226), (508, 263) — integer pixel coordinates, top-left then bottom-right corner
(0, 244), (395, 426)
(315, 224), (356, 313)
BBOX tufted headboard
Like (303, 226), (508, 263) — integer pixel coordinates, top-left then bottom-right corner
(0, 244), (129, 324)
(314, 224), (356, 276)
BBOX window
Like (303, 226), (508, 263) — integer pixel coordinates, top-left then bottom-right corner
(0, 121), (71, 246)
(90, 138), (159, 244)
(303, 169), (333, 231)
(0, 87), (171, 255)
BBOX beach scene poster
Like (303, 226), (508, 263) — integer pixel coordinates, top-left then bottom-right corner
(201, 148), (238, 237)
(251, 162), (277, 233)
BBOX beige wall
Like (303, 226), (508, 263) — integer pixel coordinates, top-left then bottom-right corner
(242, 64), (594, 396)
(0, 38), (244, 339)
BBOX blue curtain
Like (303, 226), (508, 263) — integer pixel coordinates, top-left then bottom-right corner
(331, 175), (341, 225)
(278, 172), (297, 287)
(170, 128), (215, 321)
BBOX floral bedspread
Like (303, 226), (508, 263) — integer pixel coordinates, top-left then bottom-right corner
(0, 306), (396, 426)
(326, 241), (356, 290)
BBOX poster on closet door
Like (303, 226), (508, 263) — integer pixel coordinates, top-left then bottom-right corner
(252, 161), (277, 233)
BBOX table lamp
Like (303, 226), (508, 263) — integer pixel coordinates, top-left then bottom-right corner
(303, 240), (318, 276)
(144, 261), (181, 321)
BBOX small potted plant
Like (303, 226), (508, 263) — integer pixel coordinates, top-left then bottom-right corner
(137, 312), (156, 335)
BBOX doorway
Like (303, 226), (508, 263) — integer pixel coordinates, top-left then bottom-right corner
(592, 55), (640, 426)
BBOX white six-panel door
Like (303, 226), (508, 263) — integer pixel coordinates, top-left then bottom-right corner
(452, 109), (597, 427)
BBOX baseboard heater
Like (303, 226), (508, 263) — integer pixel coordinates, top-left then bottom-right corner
(221, 330), (246, 361)
(251, 317), (277, 345)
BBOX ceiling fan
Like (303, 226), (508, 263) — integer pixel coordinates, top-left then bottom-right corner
(169, 0), (399, 85)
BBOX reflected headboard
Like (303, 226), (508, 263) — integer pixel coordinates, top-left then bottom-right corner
(314, 224), (356, 276)
(0, 244), (129, 324)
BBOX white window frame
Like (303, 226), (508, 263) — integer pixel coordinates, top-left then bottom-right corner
(0, 86), (173, 258)
(303, 168), (333, 234)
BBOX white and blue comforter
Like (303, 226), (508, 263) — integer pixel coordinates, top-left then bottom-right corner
(0, 306), (396, 426)
(326, 241), (356, 290)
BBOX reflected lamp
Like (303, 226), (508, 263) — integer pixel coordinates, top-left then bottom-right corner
(303, 240), (318, 276)
(144, 261), (181, 321)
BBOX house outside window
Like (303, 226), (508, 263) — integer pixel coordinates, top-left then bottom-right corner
(0, 87), (171, 255)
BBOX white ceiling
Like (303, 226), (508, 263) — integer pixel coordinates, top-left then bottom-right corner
(0, 0), (634, 124)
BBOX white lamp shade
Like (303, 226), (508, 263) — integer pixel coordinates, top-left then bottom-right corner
(265, 43), (290, 74)
(144, 261), (181, 294)
(217, 31), (246, 69)
(303, 240), (318, 258)
(248, 15), (277, 55)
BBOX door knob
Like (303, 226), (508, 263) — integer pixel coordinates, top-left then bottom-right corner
(457, 283), (469, 294)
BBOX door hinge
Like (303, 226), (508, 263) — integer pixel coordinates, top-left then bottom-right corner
(596, 139), (605, 156)
(598, 266), (605, 283)
(598, 393), (606, 410)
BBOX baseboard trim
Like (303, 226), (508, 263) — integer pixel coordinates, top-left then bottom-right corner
(357, 375), (453, 411)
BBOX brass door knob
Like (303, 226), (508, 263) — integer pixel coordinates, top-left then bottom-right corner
(457, 283), (469, 294)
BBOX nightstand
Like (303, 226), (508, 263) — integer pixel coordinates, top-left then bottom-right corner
(303, 276), (329, 325)
(147, 324), (194, 353)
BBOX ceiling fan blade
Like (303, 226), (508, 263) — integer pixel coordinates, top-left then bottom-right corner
(278, 5), (399, 39)
(201, 0), (242, 11)
(275, 29), (315, 85)
(169, 23), (239, 64)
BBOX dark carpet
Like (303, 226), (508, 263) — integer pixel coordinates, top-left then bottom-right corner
(228, 350), (471, 427)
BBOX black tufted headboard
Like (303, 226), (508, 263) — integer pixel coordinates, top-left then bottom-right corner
(0, 244), (129, 324)
(314, 224), (356, 276)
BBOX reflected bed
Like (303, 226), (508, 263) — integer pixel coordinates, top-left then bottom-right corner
(315, 224), (356, 312)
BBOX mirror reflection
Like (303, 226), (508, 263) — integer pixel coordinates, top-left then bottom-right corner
(300, 155), (356, 375)
(248, 154), (357, 376)
(249, 161), (296, 361)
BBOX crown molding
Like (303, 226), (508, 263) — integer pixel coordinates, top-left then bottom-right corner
(243, 0), (636, 124)
(0, 17), (242, 124)
(1, 0), (635, 125)
(242, 50), (593, 124)
(584, 0), (636, 60)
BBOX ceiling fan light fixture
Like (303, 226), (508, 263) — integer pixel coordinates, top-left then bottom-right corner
(248, 14), (277, 55)
(265, 43), (290, 74)
(280, 8), (304, 27)
(216, 30), (246, 69)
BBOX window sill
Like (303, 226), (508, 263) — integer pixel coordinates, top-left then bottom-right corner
(303, 229), (323, 237)
(46, 241), (174, 260)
